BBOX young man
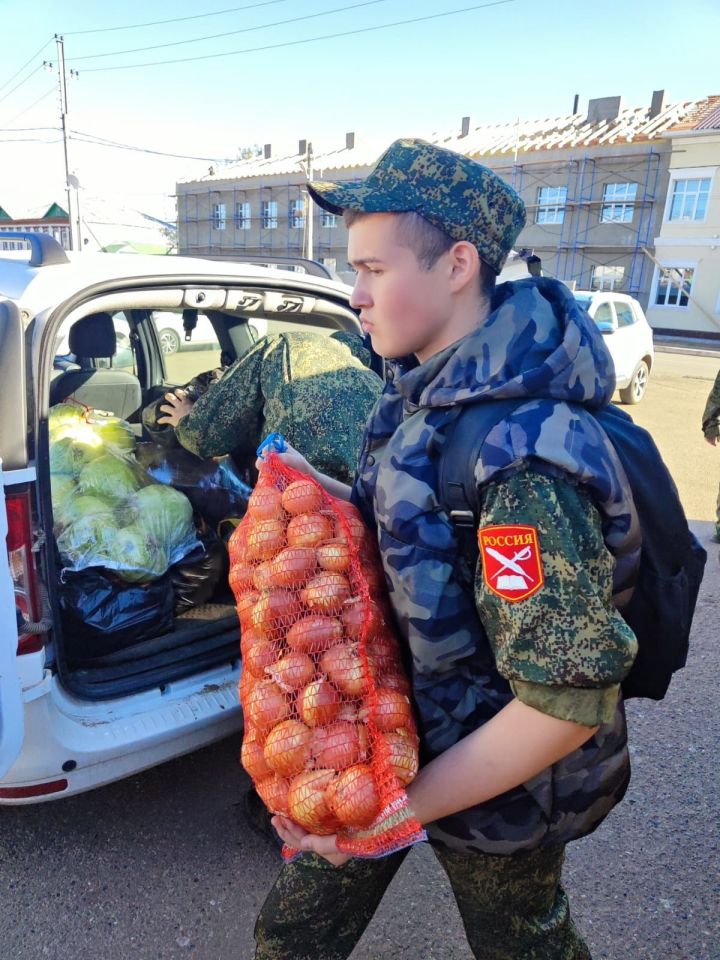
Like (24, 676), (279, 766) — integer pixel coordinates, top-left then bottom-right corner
(701, 368), (720, 542)
(254, 139), (640, 960)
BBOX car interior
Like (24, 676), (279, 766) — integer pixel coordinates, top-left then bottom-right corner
(41, 281), (375, 701)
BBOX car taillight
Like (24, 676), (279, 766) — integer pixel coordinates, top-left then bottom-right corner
(0, 779), (69, 799)
(5, 488), (44, 655)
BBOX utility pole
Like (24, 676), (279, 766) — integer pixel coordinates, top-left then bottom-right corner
(45, 36), (79, 251)
(301, 141), (314, 262)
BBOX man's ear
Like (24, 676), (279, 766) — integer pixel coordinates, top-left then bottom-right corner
(447, 241), (480, 293)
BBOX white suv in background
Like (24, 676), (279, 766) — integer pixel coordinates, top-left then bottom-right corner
(573, 290), (654, 404)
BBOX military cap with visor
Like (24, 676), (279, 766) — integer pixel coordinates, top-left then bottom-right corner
(307, 137), (526, 275)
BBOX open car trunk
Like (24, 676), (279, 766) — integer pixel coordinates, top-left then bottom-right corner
(40, 408), (246, 701)
(34, 273), (368, 702)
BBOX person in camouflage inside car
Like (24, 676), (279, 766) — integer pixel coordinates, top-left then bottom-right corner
(157, 330), (383, 485)
(701, 367), (720, 542)
(251, 138), (640, 960)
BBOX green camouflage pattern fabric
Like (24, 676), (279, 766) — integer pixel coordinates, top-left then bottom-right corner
(702, 368), (720, 536)
(255, 844), (591, 960)
(479, 470), (637, 727)
(350, 277), (637, 855)
(174, 330), (383, 484)
(702, 368), (720, 440)
(308, 137), (526, 274)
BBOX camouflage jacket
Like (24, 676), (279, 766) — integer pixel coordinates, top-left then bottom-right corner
(702, 369), (720, 439)
(352, 277), (640, 855)
(175, 331), (383, 484)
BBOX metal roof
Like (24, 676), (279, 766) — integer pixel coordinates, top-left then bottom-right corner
(694, 100), (720, 130)
(178, 97), (712, 189)
(668, 95), (720, 131)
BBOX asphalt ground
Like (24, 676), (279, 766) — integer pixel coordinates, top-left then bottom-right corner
(1, 350), (719, 960)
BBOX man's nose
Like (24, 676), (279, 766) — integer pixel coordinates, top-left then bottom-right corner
(350, 278), (370, 310)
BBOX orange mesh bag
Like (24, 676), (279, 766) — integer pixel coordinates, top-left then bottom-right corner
(229, 441), (426, 860)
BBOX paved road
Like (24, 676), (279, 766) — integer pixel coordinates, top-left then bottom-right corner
(2, 352), (719, 960)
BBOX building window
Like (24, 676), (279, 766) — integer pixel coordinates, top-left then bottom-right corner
(212, 202), (226, 231)
(600, 183), (637, 223)
(261, 200), (278, 229)
(320, 210), (338, 228)
(535, 186), (567, 224)
(289, 198), (305, 229)
(235, 201), (251, 230)
(591, 265), (625, 291)
(654, 266), (695, 307)
(668, 178), (711, 222)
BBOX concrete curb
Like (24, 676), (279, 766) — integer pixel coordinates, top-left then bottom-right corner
(654, 338), (720, 358)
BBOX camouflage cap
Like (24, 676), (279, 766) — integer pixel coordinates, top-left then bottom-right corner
(307, 137), (526, 275)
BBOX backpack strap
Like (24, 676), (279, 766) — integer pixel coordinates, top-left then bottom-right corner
(438, 399), (524, 586)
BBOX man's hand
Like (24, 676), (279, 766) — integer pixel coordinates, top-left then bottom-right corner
(255, 442), (317, 478)
(704, 434), (718, 447)
(254, 442), (353, 501)
(271, 815), (351, 867)
(157, 389), (194, 427)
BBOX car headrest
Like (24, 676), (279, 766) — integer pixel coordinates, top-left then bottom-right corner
(68, 313), (117, 358)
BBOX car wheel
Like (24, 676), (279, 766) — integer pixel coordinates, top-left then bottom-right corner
(159, 328), (181, 355)
(619, 359), (649, 405)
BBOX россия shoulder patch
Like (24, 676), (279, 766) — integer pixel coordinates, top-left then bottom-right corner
(478, 524), (544, 602)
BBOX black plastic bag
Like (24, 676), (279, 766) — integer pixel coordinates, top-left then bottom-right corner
(59, 568), (175, 660)
(134, 443), (251, 526)
(170, 528), (229, 614)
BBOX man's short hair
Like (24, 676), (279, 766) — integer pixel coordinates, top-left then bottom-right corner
(344, 209), (496, 301)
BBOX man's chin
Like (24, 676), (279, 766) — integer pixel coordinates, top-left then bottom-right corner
(366, 332), (411, 361)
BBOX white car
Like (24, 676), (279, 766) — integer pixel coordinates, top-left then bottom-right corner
(0, 233), (367, 803)
(573, 290), (654, 404)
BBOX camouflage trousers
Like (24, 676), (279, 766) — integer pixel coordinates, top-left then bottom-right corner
(254, 842), (592, 960)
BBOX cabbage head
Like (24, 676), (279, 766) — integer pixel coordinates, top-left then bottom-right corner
(50, 474), (77, 516)
(87, 416), (136, 454)
(50, 437), (77, 476)
(56, 513), (113, 566)
(56, 493), (115, 529)
(78, 454), (140, 503)
(104, 525), (168, 583)
(49, 402), (85, 431)
(133, 484), (195, 557)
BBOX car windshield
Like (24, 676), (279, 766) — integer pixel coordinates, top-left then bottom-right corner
(574, 296), (592, 311)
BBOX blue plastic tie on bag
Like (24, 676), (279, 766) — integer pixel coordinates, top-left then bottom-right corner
(257, 432), (288, 459)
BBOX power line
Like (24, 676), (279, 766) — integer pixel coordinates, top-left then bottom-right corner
(0, 126), (59, 132)
(69, 130), (236, 163)
(70, 0), (393, 61)
(0, 64), (44, 107)
(64, 0), (292, 35)
(7, 87), (57, 126)
(0, 38), (53, 96)
(77, 0), (521, 72)
(0, 136), (62, 144)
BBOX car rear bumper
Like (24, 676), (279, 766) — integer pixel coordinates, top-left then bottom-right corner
(0, 663), (243, 803)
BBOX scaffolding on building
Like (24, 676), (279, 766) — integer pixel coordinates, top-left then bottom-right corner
(509, 148), (662, 297)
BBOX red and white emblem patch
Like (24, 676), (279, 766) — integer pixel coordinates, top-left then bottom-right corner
(478, 524), (544, 603)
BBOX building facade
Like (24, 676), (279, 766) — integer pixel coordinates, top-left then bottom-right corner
(176, 93), (719, 329)
(0, 203), (71, 251)
(645, 98), (720, 337)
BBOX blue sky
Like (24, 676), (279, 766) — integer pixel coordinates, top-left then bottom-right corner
(1, 0), (718, 217)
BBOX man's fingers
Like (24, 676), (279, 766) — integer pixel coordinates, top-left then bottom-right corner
(270, 815), (308, 847)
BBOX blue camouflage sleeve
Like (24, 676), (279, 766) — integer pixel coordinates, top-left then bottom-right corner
(475, 468), (638, 727)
